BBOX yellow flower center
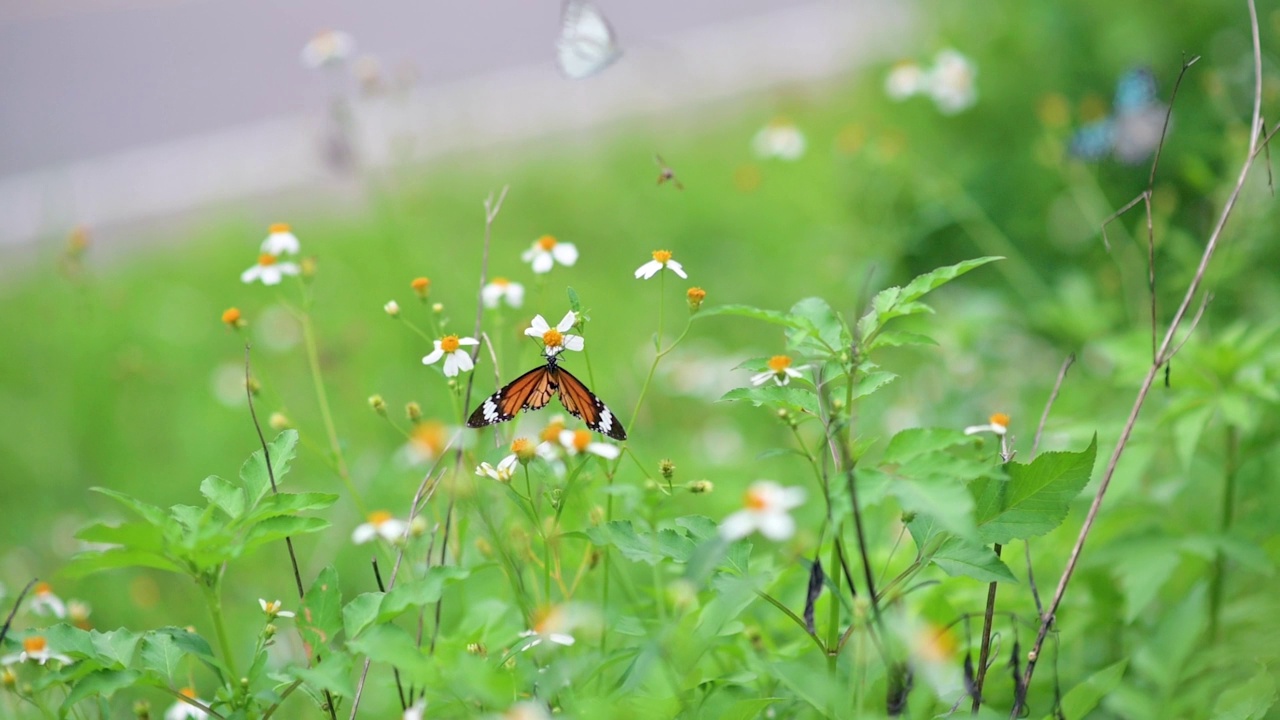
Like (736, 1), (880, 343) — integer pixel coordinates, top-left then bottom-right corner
(180, 687), (198, 700)
(258, 253), (278, 267)
(440, 335), (461, 353)
(269, 222), (291, 234)
(570, 429), (592, 451)
(412, 421), (446, 456)
(491, 276), (509, 287)
(367, 510), (393, 527)
(916, 625), (958, 662)
(542, 329), (564, 348)
(767, 355), (793, 373)
(541, 421), (565, 443)
(990, 413), (1010, 428)
(23, 636), (47, 653)
(537, 235), (558, 251)
(744, 489), (769, 511)
(34, 581), (51, 596)
(651, 249), (673, 264)
(687, 287), (706, 302)
(411, 277), (430, 291)
(510, 438), (531, 454)
(222, 307), (241, 325)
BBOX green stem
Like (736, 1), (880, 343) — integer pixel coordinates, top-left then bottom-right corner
(1209, 424), (1240, 640)
(300, 313), (366, 515)
(201, 580), (239, 681)
(825, 541), (842, 668)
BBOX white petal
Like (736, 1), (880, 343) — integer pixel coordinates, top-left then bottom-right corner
(452, 350), (475, 373)
(378, 519), (409, 541)
(276, 610), (295, 618)
(241, 266), (262, 283)
(262, 232), (300, 255)
(352, 524), (377, 544)
(718, 511), (757, 541)
(506, 284), (525, 307)
(777, 487), (807, 509)
(555, 311), (577, 332)
(442, 353), (461, 377)
(532, 252), (554, 274)
(561, 334), (585, 352)
(963, 424), (993, 435)
(547, 633), (576, 646)
(259, 598), (270, 612)
(588, 443), (620, 459)
(750, 371), (773, 386)
(423, 348), (444, 365)
(260, 266), (282, 285)
(551, 242), (578, 266)
(521, 247), (537, 262)
(757, 512), (796, 540)
(666, 259), (687, 278)
(772, 373), (790, 386)
(276, 262), (300, 276)
(476, 462), (497, 478)
(457, 336), (480, 346)
(526, 315), (550, 336)
(558, 429), (578, 452)
(482, 284), (503, 308)
(498, 454), (520, 473)
(784, 367), (804, 379)
(634, 260), (662, 279)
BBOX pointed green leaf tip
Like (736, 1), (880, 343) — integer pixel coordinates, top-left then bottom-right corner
(973, 434), (1098, 545)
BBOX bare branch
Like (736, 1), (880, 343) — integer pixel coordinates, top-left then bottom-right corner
(1032, 354), (1076, 457)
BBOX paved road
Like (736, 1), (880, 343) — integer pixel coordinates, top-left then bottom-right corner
(0, 0), (911, 248)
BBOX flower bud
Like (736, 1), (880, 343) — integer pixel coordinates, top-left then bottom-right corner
(589, 505), (605, 526)
(511, 437), (537, 464)
(131, 700), (151, 719)
(432, 302), (444, 314)
(368, 394), (387, 415)
(689, 480), (713, 494)
(221, 307), (246, 329)
(264, 623), (277, 639)
(300, 256), (317, 278)
(269, 412), (290, 431)
(245, 376), (261, 396)
(686, 287), (706, 313)
(411, 276), (430, 300)
(659, 459), (676, 479)
(466, 642), (488, 657)
(384, 300), (400, 317)
(405, 401), (423, 423)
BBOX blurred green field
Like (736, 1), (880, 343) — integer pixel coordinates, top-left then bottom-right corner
(4, 0), (1280, 716)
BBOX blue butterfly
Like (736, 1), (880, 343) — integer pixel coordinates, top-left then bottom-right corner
(1069, 68), (1168, 164)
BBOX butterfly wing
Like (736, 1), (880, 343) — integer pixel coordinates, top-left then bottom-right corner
(1068, 118), (1116, 161)
(1113, 67), (1158, 116)
(556, 0), (621, 79)
(553, 366), (627, 440)
(467, 365), (558, 428)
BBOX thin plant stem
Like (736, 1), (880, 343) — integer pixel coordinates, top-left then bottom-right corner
(0, 578), (36, 648)
(300, 312), (366, 516)
(200, 580), (239, 681)
(971, 543), (1002, 713)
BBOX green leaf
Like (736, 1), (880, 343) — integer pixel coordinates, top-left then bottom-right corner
(696, 304), (807, 329)
(138, 631), (187, 681)
(62, 669), (141, 712)
(379, 567), (471, 620)
(853, 371), (897, 400)
(900, 256), (1004, 304)
(930, 538), (1017, 583)
(342, 592), (384, 640)
(655, 529), (696, 563)
(719, 386), (819, 415)
(154, 627), (224, 679)
(345, 624), (433, 679)
(243, 492), (340, 524)
(722, 699), (784, 720)
(90, 628), (141, 669)
(242, 516), (330, 553)
(90, 487), (169, 527)
(888, 475), (976, 540)
(65, 547), (184, 577)
(787, 297), (848, 355)
(1108, 538), (1182, 623)
(299, 566), (342, 652)
(200, 476), (245, 519)
(567, 286), (583, 314)
(1211, 664), (1278, 720)
(857, 257), (1002, 342)
(867, 330), (938, 351)
(1053, 659), (1127, 720)
(882, 428), (973, 464)
(674, 515), (718, 543)
(973, 435), (1097, 544)
(286, 651), (356, 699)
(239, 430), (299, 507)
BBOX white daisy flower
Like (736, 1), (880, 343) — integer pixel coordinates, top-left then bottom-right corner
(476, 454), (519, 483)
(423, 334), (480, 377)
(29, 582), (67, 618)
(260, 223), (300, 256)
(750, 355), (806, 387)
(524, 312), (584, 357)
(521, 235), (578, 274)
(301, 30), (355, 69)
(258, 599), (295, 619)
(240, 253), (300, 286)
(401, 421), (454, 466)
(482, 277), (525, 309)
(927, 49), (978, 115)
(0, 636), (73, 666)
(719, 480), (806, 541)
(352, 511), (409, 544)
(559, 429), (620, 459)
(634, 249), (688, 280)
(404, 699), (428, 720)
(384, 300), (400, 317)
(885, 61), (926, 101)
(964, 412), (1009, 436)
(516, 605), (578, 652)
(752, 119), (806, 161)
(164, 688), (210, 720)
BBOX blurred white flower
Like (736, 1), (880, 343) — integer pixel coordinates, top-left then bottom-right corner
(516, 605), (580, 652)
(476, 454), (519, 483)
(634, 249), (688, 280)
(241, 253), (299, 286)
(499, 702), (553, 720)
(258, 599), (295, 619)
(29, 582), (66, 618)
(301, 30), (355, 69)
(750, 355), (806, 387)
(352, 511), (408, 544)
(482, 277), (525, 309)
(260, 223), (300, 256)
(423, 335), (479, 377)
(164, 688), (209, 720)
(885, 61), (926, 101)
(752, 119), (806, 161)
(525, 312), (583, 357)
(1, 636), (72, 666)
(404, 699), (427, 720)
(522, 235), (578, 274)
(719, 481), (806, 541)
(559, 429), (619, 459)
(401, 421), (454, 466)
(927, 49), (978, 115)
(964, 412), (1009, 436)
(383, 300), (400, 317)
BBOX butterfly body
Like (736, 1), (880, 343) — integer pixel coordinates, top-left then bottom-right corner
(468, 354), (626, 440)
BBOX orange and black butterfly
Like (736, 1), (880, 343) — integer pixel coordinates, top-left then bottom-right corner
(467, 354), (627, 440)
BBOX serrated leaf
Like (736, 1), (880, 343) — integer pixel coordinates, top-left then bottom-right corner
(853, 371), (897, 400)
(900, 256), (1004, 304)
(787, 297), (848, 355)
(200, 476), (245, 519)
(857, 257), (1001, 342)
(299, 566), (342, 652)
(1051, 659), (1127, 720)
(90, 628), (141, 669)
(244, 492), (340, 524)
(567, 286), (582, 313)
(656, 529), (696, 563)
(719, 386), (819, 415)
(345, 624), (433, 679)
(1108, 538), (1182, 623)
(240, 430), (299, 507)
(930, 538), (1017, 583)
(1211, 664), (1278, 720)
(674, 515), (718, 542)
(882, 428), (973, 464)
(973, 435), (1097, 544)
(155, 627), (223, 679)
(379, 567), (471, 621)
(867, 330), (938, 351)
(242, 516), (330, 552)
(62, 670), (141, 712)
(286, 651), (356, 699)
(341, 592), (384, 640)
(138, 631), (186, 681)
(888, 475), (977, 540)
(65, 547), (182, 578)
(585, 522), (661, 565)
(89, 487), (169, 527)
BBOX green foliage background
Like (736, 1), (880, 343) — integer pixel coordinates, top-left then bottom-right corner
(2, 0), (1280, 717)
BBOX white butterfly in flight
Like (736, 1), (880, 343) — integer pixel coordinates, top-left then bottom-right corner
(556, 0), (622, 79)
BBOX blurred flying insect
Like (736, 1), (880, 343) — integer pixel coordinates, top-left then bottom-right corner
(1069, 67), (1168, 165)
(654, 154), (684, 190)
(556, 0), (622, 79)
